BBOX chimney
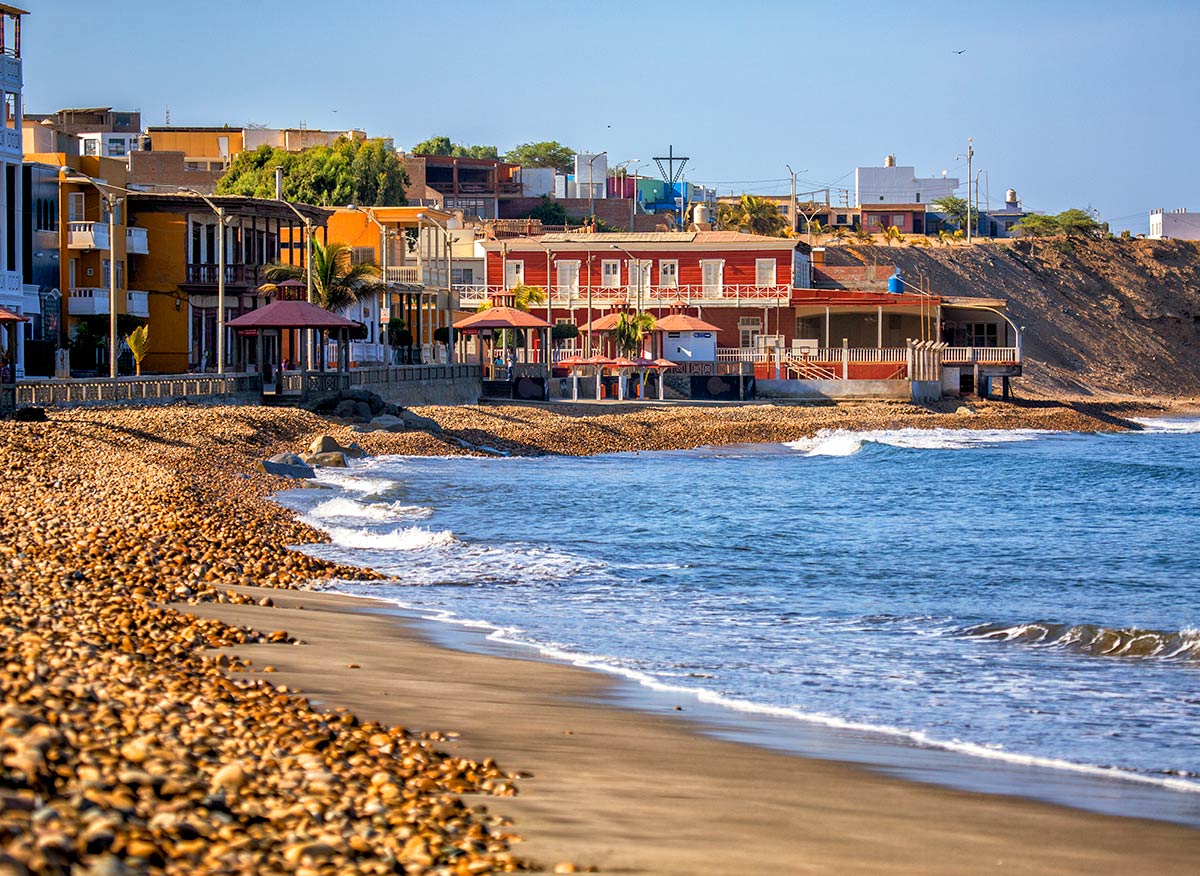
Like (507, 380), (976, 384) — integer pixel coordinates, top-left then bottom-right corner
(811, 247), (826, 266)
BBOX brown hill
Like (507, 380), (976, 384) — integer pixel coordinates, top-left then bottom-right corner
(824, 239), (1200, 396)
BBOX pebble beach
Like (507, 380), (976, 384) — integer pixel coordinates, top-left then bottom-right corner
(1, 398), (1196, 876)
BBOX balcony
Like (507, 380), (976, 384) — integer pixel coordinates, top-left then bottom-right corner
(184, 263), (261, 286)
(126, 290), (149, 318)
(68, 221), (109, 251)
(384, 265), (422, 285)
(452, 283), (794, 308)
(126, 227), (149, 255)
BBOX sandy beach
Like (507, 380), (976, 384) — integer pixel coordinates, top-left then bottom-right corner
(2, 399), (1198, 874)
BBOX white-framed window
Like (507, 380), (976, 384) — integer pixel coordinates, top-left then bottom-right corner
(68, 192), (85, 222)
(504, 259), (524, 288)
(107, 138), (127, 156)
(700, 259), (723, 297)
(556, 260), (580, 296)
(755, 258), (777, 287)
(867, 215), (882, 228)
(659, 260), (678, 288)
(82, 138), (99, 157)
(738, 316), (761, 349)
(892, 214), (905, 227)
(629, 259), (650, 295)
(601, 259), (620, 288)
(350, 247), (375, 266)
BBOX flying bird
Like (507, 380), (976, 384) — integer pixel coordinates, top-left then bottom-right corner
(953, 49), (967, 54)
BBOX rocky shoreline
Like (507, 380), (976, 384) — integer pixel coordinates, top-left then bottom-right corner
(0, 398), (1190, 875)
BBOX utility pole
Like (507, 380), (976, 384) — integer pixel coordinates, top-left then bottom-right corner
(786, 164), (798, 235)
(966, 137), (974, 244)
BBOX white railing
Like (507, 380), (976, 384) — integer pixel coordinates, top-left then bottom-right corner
(126, 291), (149, 318)
(942, 346), (1020, 364)
(385, 265), (422, 285)
(68, 287), (109, 315)
(68, 221), (109, 251)
(717, 347), (769, 363)
(325, 341), (392, 366)
(451, 283), (794, 308)
(126, 227), (149, 255)
(804, 347), (909, 363)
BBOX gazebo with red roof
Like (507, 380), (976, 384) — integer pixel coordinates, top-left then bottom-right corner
(0, 305), (29, 416)
(655, 312), (722, 366)
(226, 300), (359, 398)
(453, 307), (553, 400)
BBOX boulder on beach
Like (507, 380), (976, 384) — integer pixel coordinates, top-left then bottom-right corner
(258, 458), (316, 479)
(307, 451), (349, 468)
(344, 442), (366, 460)
(400, 410), (443, 434)
(309, 435), (344, 455)
(368, 415), (406, 433)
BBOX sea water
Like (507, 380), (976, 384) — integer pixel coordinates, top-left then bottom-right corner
(274, 416), (1200, 822)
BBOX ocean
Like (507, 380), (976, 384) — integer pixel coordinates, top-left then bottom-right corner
(274, 415), (1200, 824)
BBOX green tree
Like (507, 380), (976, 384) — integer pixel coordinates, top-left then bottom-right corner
(217, 139), (409, 206)
(1055, 209), (1102, 238)
(933, 195), (969, 230)
(613, 311), (655, 357)
(412, 135), (498, 159)
(1012, 214), (1064, 237)
(717, 195), (790, 237)
(260, 240), (381, 312)
(881, 225), (903, 247)
(503, 141), (576, 172)
(526, 196), (568, 225)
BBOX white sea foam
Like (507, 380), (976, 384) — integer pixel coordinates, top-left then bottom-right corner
(334, 591), (1200, 796)
(786, 427), (1050, 457)
(1131, 416), (1200, 434)
(311, 469), (398, 494)
(306, 497), (433, 523)
(318, 524), (457, 552)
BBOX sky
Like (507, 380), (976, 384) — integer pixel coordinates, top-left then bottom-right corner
(20, 0), (1200, 233)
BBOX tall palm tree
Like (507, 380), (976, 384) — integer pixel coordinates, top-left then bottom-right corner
(260, 240), (381, 312)
(613, 311), (655, 357)
(717, 195), (790, 237)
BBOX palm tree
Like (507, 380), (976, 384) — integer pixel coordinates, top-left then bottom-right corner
(260, 240), (381, 312)
(881, 225), (903, 247)
(613, 311), (655, 357)
(477, 282), (547, 358)
(717, 195), (790, 237)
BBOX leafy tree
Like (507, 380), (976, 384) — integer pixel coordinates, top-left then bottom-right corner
(503, 141), (575, 172)
(613, 311), (655, 357)
(412, 135), (498, 160)
(552, 322), (579, 345)
(808, 219), (827, 243)
(387, 318), (412, 348)
(260, 240), (381, 312)
(933, 195), (969, 230)
(1055, 209), (1102, 238)
(526, 196), (568, 225)
(717, 195), (790, 237)
(881, 225), (903, 247)
(217, 139), (408, 206)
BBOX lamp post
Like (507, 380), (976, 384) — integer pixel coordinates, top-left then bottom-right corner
(587, 151), (608, 218)
(965, 137), (974, 244)
(610, 243), (642, 314)
(785, 165), (808, 236)
(180, 188), (233, 374)
(59, 167), (128, 379)
(418, 212), (454, 364)
(277, 198), (315, 369)
(347, 204), (390, 352)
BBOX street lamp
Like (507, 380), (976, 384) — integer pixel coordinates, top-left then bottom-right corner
(587, 150), (608, 218)
(347, 204), (391, 350)
(785, 165), (808, 235)
(276, 196), (315, 369)
(609, 243), (643, 314)
(179, 188), (233, 374)
(59, 166), (127, 379)
(418, 212), (454, 365)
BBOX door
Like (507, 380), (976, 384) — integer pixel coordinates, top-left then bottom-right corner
(68, 192), (85, 223)
(630, 260), (650, 304)
(557, 261), (580, 299)
(504, 259), (524, 289)
(701, 260), (723, 297)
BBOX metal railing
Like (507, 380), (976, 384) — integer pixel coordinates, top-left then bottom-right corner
(185, 263), (262, 285)
(452, 283), (794, 309)
(15, 373), (261, 407)
(294, 364), (481, 395)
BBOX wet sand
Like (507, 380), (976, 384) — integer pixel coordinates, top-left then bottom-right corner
(189, 588), (1200, 876)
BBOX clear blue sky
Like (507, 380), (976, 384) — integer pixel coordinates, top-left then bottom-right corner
(21, 0), (1200, 232)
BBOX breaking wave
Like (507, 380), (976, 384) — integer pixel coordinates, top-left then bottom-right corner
(1132, 416), (1200, 434)
(786, 428), (1050, 457)
(962, 621), (1200, 661)
(306, 496), (433, 522)
(318, 524), (458, 552)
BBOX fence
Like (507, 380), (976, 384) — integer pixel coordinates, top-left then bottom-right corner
(294, 364), (480, 396)
(15, 373), (261, 407)
(942, 346), (1020, 365)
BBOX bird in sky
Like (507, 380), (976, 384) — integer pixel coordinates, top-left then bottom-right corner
(953, 49), (967, 54)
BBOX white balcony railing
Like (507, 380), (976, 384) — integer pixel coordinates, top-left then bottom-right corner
(68, 287), (110, 315)
(384, 265), (422, 285)
(126, 227), (149, 255)
(68, 221), (109, 251)
(451, 283), (793, 309)
(126, 291), (149, 318)
(942, 346), (1020, 365)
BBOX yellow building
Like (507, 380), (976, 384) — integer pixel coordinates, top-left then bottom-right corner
(143, 127), (244, 173)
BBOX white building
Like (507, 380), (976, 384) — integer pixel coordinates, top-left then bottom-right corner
(570, 152), (607, 200)
(855, 155), (959, 207)
(1149, 209), (1200, 241)
(0, 4), (28, 377)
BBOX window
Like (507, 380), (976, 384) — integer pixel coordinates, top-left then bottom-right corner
(209, 161), (224, 171)
(659, 260), (678, 288)
(3, 92), (15, 129)
(504, 259), (524, 288)
(835, 214), (848, 224)
(83, 139), (99, 157)
(115, 261), (124, 290)
(915, 193), (921, 203)
(107, 138), (127, 156)
(350, 247), (376, 266)
(892, 214), (905, 227)
(68, 192), (85, 222)
(701, 260), (723, 297)
(629, 259), (650, 295)
(102, 259), (110, 285)
(867, 215), (882, 228)
(966, 322), (999, 347)
(755, 258), (777, 287)
(601, 259), (620, 288)
(186, 161), (204, 171)
(451, 267), (474, 286)
(556, 261), (579, 296)
(738, 317), (761, 349)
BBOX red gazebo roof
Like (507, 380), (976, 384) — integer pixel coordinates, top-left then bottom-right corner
(556, 354), (587, 368)
(225, 299), (359, 330)
(653, 358), (678, 369)
(655, 314), (721, 333)
(580, 312), (624, 333)
(581, 354), (615, 366)
(454, 307), (552, 331)
(0, 305), (29, 323)
(611, 356), (639, 368)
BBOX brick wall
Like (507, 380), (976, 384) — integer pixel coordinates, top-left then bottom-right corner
(498, 197), (638, 229)
(129, 151), (222, 193)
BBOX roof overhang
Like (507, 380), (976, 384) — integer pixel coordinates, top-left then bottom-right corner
(127, 193), (331, 224)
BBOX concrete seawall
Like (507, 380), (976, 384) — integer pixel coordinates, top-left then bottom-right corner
(758, 378), (911, 400)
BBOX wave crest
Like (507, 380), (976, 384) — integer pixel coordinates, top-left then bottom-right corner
(786, 428), (1049, 457)
(962, 621), (1200, 661)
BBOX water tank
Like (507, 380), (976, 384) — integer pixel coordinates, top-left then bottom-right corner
(1005, 188), (1018, 208)
(693, 203), (712, 227)
(884, 154), (896, 168)
(888, 271), (904, 294)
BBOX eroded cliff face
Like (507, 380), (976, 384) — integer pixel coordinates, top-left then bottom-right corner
(825, 239), (1200, 396)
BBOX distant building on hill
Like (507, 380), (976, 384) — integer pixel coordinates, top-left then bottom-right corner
(1149, 208), (1200, 241)
(25, 107), (143, 161)
(855, 154), (958, 207)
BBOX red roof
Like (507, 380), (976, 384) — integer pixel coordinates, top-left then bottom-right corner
(453, 306), (552, 331)
(0, 305), (29, 323)
(225, 300), (359, 329)
(654, 314), (722, 333)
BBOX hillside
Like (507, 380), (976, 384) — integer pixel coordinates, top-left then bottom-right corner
(824, 239), (1200, 397)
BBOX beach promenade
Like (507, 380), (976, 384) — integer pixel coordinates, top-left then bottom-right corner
(1, 401), (1198, 874)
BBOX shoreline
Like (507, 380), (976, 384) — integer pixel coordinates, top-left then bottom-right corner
(3, 401), (1199, 874)
(185, 585), (1200, 875)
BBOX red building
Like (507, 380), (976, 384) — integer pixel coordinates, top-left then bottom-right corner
(859, 202), (926, 234)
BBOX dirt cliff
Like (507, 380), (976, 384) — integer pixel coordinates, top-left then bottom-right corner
(824, 239), (1200, 396)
